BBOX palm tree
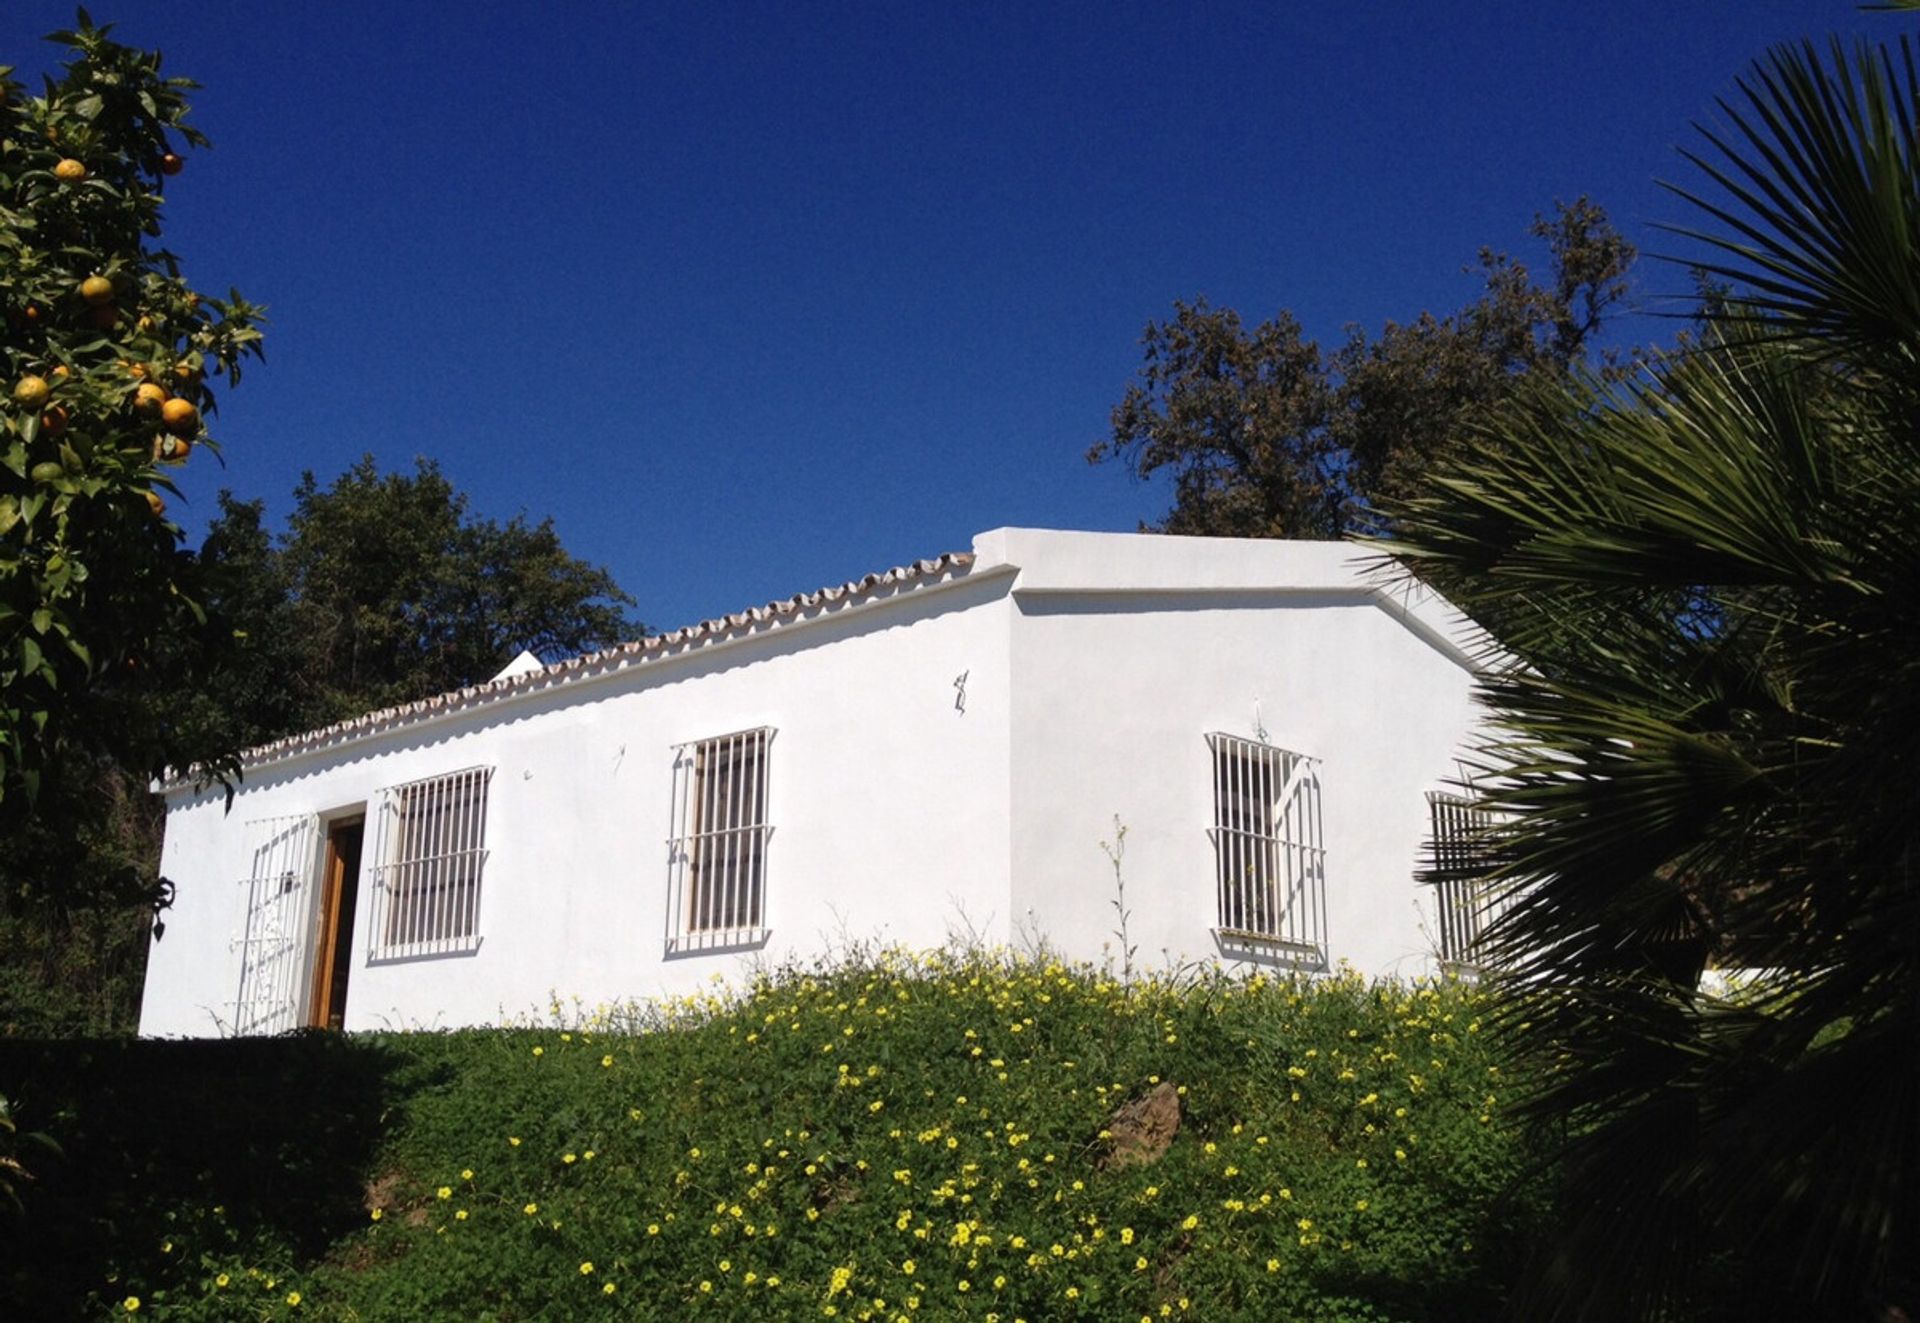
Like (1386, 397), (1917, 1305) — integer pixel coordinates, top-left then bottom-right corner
(1382, 36), (1920, 1322)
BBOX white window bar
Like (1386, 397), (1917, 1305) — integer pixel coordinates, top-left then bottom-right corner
(230, 814), (321, 1036)
(666, 727), (774, 952)
(1426, 791), (1510, 970)
(366, 766), (492, 961)
(1207, 733), (1326, 960)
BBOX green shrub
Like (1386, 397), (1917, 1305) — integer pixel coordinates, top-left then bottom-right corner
(2, 952), (1546, 1320)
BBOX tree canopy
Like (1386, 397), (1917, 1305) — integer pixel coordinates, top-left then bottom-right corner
(1090, 199), (1636, 539)
(1384, 36), (1920, 1321)
(2, 14), (264, 815)
(176, 455), (641, 753)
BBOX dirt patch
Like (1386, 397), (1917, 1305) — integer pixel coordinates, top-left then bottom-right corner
(1100, 1080), (1181, 1171)
(363, 1171), (402, 1215)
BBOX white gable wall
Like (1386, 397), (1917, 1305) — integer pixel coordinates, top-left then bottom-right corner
(994, 530), (1482, 979)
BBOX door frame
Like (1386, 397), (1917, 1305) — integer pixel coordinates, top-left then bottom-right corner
(309, 810), (366, 1029)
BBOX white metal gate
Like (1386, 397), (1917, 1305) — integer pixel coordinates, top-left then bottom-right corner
(230, 814), (321, 1036)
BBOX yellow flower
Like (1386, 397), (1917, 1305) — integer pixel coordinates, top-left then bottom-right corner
(123, 1299), (141, 1313)
(215, 1275), (230, 1289)
(287, 1292), (302, 1307)
(602, 1054), (613, 1068)
(461, 1168), (474, 1180)
(524, 1203), (539, 1215)
(437, 1186), (452, 1200)
(563, 1153), (578, 1165)
(1121, 1227), (1134, 1245)
(532, 1046), (544, 1057)
(1181, 1214), (1199, 1231)
(508, 1136), (522, 1147)
(1135, 1256), (1149, 1271)
(370, 1208), (383, 1221)
(603, 1282), (617, 1296)
(902, 1260), (916, 1275)
(455, 1210), (468, 1221)
(647, 1223), (660, 1235)
(580, 1261), (595, 1275)
(1267, 1258), (1280, 1272)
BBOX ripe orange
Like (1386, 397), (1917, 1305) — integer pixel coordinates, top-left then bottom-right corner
(172, 363), (201, 387)
(23, 305), (41, 324)
(51, 364), (71, 379)
(159, 397), (199, 437)
(52, 158), (86, 182)
(41, 405), (69, 435)
(145, 490), (165, 517)
(133, 382), (169, 414)
(80, 275), (114, 306)
(160, 153), (184, 176)
(122, 360), (149, 380)
(12, 375), (51, 409)
(154, 435), (192, 463)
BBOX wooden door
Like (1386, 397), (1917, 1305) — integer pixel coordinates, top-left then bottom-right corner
(309, 819), (364, 1031)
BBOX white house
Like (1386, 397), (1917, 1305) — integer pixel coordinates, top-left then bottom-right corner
(138, 528), (1492, 1038)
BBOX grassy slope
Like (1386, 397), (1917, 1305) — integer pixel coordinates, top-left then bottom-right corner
(0, 954), (1544, 1321)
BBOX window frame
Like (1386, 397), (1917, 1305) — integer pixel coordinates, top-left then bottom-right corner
(1206, 732), (1327, 963)
(1425, 790), (1510, 972)
(666, 727), (774, 952)
(365, 765), (493, 962)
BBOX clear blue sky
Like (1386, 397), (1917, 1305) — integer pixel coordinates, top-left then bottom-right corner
(4, 2), (1893, 633)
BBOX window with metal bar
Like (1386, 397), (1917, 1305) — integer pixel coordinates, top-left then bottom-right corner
(1426, 791), (1507, 969)
(667, 728), (773, 950)
(1207, 733), (1326, 958)
(366, 766), (492, 959)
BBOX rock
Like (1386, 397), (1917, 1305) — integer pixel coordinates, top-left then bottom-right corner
(1101, 1080), (1181, 1171)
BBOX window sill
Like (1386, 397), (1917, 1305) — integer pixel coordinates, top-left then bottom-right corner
(666, 927), (770, 958)
(367, 934), (484, 965)
(1212, 927), (1326, 970)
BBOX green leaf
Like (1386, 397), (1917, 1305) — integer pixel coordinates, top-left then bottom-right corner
(29, 609), (50, 635)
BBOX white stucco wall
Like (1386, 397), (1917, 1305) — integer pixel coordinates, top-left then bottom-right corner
(139, 528), (1488, 1038)
(992, 530), (1482, 980)
(140, 569), (1017, 1036)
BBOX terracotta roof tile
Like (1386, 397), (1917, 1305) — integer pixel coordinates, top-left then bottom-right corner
(176, 551), (976, 784)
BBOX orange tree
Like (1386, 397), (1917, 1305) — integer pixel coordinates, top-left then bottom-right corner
(1, 14), (263, 843)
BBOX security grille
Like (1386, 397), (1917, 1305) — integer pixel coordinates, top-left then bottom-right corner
(366, 766), (492, 960)
(1207, 733), (1326, 958)
(231, 814), (320, 1036)
(667, 727), (773, 950)
(1427, 791), (1509, 969)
